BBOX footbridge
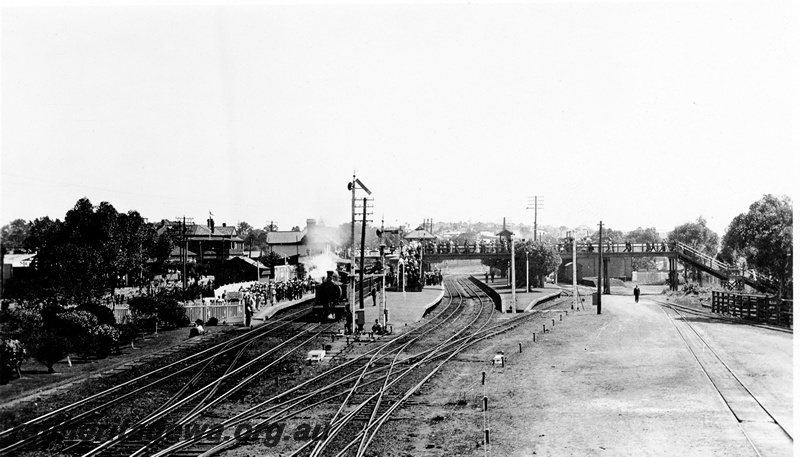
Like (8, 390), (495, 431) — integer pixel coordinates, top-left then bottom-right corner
(420, 241), (774, 294)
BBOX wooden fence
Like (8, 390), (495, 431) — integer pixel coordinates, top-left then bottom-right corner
(711, 291), (793, 328)
(110, 300), (244, 325)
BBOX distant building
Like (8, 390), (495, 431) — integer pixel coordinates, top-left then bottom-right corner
(157, 220), (244, 267)
(2, 253), (35, 290)
(266, 219), (341, 260)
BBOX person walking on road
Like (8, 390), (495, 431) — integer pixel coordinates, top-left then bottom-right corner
(634, 285), (640, 303)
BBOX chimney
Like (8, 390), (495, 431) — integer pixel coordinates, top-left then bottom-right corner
(306, 219), (317, 230)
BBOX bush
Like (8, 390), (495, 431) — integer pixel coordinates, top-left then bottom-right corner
(205, 317), (218, 326)
(128, 296), (158, 331)
(129, 296), (188, 330)
(57, 310), (99, 359)
(76, 302), (117, 326)
(26, 330), (68, 373)
(0, 306), (43, 342)
(92, 324), (121, 359)
(117, 321), (140, 349)
(0, 339), (27, 384)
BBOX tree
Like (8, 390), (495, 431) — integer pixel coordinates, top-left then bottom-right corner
(26, 330), (67, 374)
(1, 219), (31, 253)
(624, 227), (660, 244)
(722, 194), (792, 297)
(591, 227), (624, 244)
(236, 221), (253, 237)
(513, 240), (562, 288)
(21, 198), (171, 305)
(668, 217), (719, 257)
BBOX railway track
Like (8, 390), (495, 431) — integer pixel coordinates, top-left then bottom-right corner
(4, 277), (566, 456)
(154, 276), (564, 457)
(659, 303), (793, 457)
(0, 305), (317, 456)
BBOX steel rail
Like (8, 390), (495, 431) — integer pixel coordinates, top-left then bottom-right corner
(150, 278), (470, 456)
(661, 303), (793, 441)
(317, 277), (494, 457)
(0, 309), (311, 455)
(80, 324), (324, 457)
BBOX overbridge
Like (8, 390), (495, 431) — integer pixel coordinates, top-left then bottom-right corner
(419, 241), (773, 294)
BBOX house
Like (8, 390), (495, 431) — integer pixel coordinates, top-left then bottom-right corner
(157, 220), (244, 267)
(1, 253), (35, 291)
(266, 219), (341, 260)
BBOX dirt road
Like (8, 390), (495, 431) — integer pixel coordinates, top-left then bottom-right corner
(384, 293), (792, 456)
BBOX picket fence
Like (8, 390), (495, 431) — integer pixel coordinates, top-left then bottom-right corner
(111, 299), (244, 325)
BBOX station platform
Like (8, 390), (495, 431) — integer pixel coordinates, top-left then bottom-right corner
(251, 293), (314, 323)
(250, 286), (445, 333)
(479, 276), (563, 312)
(355, 286), (445, 333)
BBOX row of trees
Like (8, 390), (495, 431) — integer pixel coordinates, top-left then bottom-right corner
(0, 198), (192, 380)
(2, 198), (176, 306)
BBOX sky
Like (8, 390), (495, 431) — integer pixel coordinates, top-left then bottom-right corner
(1, 0), (796, 238)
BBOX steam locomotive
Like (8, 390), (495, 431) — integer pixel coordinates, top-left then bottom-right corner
(313, 271), (348, 321)
(312, 270), (382, 322)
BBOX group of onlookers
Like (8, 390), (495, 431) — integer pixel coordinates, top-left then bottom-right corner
(422, 239), (511, 254)
(231, 278), (317, 310)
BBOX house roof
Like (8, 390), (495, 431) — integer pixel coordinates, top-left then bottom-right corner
(170, 247), (197, 257)
(3, 253), (36, 267)
(267, 231), (306, 244)
(230, 256), (269, 269)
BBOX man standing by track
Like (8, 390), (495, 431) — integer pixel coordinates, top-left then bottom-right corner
(634, 284), (640, 303)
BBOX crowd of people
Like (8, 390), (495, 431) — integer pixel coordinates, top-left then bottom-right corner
(421, 239), (512, 254)
(226, 277), (317, 310)
(558, 239), (674, 254)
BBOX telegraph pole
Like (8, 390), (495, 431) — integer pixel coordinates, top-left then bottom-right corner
(526, 196), (544, 241)
(597, 221), (603, 314)
(350, 174), (356, 333)
(510, 236), (516, 313)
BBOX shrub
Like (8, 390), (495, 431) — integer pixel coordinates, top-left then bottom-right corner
(92, 324), (121, 359)
(205, 317), (218, 326)
(26, 330), (68, 373)
(128, 297), (158, 331)
(129, 296), (188, 330)
(117, 321), (140, 349)
(57, 310), (99, 359)
(0, 306), (42, 342)
(0, 339), (27, 384)
(157, 298), (189, 329)
(76, 302), (117, 326)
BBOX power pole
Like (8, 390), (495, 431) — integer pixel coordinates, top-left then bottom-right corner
(511, 236), (516, 313)
(526, 196), (544, 241)
(597, 221), (603, 315)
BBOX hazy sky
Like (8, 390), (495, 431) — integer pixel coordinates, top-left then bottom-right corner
(1, 1), (796, 237)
